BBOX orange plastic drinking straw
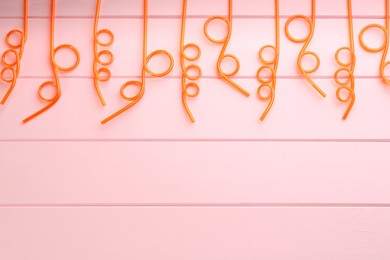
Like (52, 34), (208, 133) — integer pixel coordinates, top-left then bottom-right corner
(257, 0), (280, 121)
(181, 0), (202, 123)
(93, 0), (114, 106)
(0, 0), (28, 105)
(203, 0), (250, 96)
(23, 0), (80, 123)
(285, 0), (327, 97)
(359, 0), (390, 85)
(334, 0), (356, 120)
(101, 0), (174, 125)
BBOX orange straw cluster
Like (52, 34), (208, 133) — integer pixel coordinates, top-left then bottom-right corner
(2, 0), (390, 124)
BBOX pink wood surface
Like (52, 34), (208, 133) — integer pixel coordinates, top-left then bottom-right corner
(1, 0), (390, 258)
(1, 207), (390, 260)
(0, 142), (389, 205)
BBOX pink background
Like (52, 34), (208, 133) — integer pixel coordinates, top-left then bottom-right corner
(0, 0), (390, 259)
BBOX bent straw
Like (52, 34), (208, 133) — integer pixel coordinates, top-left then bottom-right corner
(93, 0), (114, 106)
(285, 0), (326, 97)
(203, 0), (250, 96)
(334, 0), (356, 120)
(23, 0), (80, 123)
(0, 0), (28, 104)
(359, 0), (390, 85)
(257, 0), (280, 121)
(180, 0), (202, 123)
(101, 0), (174, 125)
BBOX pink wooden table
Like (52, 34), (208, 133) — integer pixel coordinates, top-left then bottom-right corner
(0, 0), (389, 259)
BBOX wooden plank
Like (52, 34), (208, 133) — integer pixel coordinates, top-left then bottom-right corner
(1, 78), (390, 140)
(0, 17), (387, 78)
(0, 0), (386, 18)
(0, 207), (389, 259)
(0, 142), (389, 204)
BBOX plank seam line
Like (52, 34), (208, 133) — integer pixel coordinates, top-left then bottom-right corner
(1, 139), (390, 143)
(1, 203), (390, 208)
(13, 76), (387, 80)
(0, 15), (389, 19)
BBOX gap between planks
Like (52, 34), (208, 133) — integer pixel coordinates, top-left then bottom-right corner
(1, 139), (390, 143)
(12, 75), (387, 79)
(1, 203), (390, 208)
(1, 15), (390, 19)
